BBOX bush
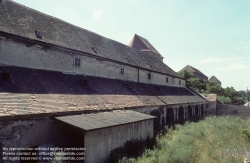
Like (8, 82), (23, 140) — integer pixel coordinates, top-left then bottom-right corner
(107, 137), (156, 163)
(241, 129), (250, 142)
(120, 116), (250, 163)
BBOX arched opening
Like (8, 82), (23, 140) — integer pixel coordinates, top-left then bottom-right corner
(194, 105), (199, 121)
(201, 104), (204, 118)
(178, 106), (185, 124)
(166, 108), (174, 126)
(188, 105), (192, 121)
(150, 109), (161, 130)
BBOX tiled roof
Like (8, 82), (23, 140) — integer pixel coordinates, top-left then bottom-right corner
(209, 76), (221, 83)
(0, 0), (181, 78)
(0, 66), (206, 119)
(55, 110), (155, 131)
(143, 85), (207, 104)
(203, 94), (217, 102)
(129, 34), (161, 56)
(179, 65), (208, 78)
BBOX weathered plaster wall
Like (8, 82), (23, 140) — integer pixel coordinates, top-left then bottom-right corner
(206, 102), (217, 116)
(0, 118), (70, 162)
(0, 36), (138, 82)
(0, 36), (185, 87)
(84, 119), (154, 163)
(0, 117), (85, 163)
(139, 69), (185, 87)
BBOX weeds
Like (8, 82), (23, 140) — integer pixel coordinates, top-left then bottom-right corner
(118, 116), (250, 163)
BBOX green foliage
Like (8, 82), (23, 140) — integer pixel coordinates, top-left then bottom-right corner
(239, 91), (250, 104)
(241, 129), (250, 142)
(120, 116), (250, 163)
(178, 70), (193, 87)
(188, 78), (205, 92)
(188, 80), (244, 104)
(108, 137), (156, 163)
(178, 70), (193, 80)
(206, 84), (224, 96)
(217, 96), (232, 104)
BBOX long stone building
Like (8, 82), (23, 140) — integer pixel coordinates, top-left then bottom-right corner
(0, 1), (215, 162)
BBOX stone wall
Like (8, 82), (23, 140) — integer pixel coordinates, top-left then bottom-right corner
(0, 36), (185, 87)
(132, 102), (211, 128)
(0, 118), (71, 148)
(217, 104), (250, 119)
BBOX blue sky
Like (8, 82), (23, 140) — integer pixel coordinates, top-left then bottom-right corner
(14, 0), (250, 91)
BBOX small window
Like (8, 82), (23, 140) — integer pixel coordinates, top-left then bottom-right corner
(80, 79), (88, 86)
(166, 77), (169, 83)
(179, 80), (181, 85)
(92, 47), (97, 54)
(148, 73), (151, 79)
(2, 72), (11, 81)
(74, 57), (81, 67)
(126, 58), (131, 62)
(35, 31), (42, 39)
(120, 67), (124, 75)
(155, 87), (160, 91)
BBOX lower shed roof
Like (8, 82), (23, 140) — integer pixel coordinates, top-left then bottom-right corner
(55, 110), (155, 131)
(0, 66), (207, 119)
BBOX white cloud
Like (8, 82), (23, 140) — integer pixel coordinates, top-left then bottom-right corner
(215, 63), (247, 71)
(93, 10), (102, 19)
(234, 41), (250, 52)
(198, 57), (247, 64)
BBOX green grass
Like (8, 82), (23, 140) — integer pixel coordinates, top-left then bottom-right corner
(119, 116), (250, 163)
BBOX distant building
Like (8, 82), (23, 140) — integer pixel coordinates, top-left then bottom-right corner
(179, 65), (208, 82)
(209, 76), (221, 86)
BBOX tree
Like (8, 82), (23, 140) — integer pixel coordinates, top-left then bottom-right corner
(188, 78), (205, 92)
(178, 70), (193, 87)
(178, 70), (192, 80)
(206, 84), (224, 96)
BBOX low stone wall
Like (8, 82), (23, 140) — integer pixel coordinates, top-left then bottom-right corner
(217, 104), (250, 119)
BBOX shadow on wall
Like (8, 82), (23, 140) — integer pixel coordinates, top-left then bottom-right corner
(0, 66), (195, 97)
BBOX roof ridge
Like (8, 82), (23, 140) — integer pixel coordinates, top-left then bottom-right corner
(10, 1), (165, 59)
(10, 0), (136, 50)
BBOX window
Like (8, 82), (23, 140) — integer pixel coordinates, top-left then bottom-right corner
(166, 77), (169, 83)
(179, 80), (181, 85)
(92, 47), (97, 54)
(120, 67), (124, 75)
(35, 31), (42, 39)
(80, 79), (88, 86)
(126, 58), (131, 62)
(1, 72), (11, 81)
(148, 73), (151, 79)
(74, 57), (81, 67)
